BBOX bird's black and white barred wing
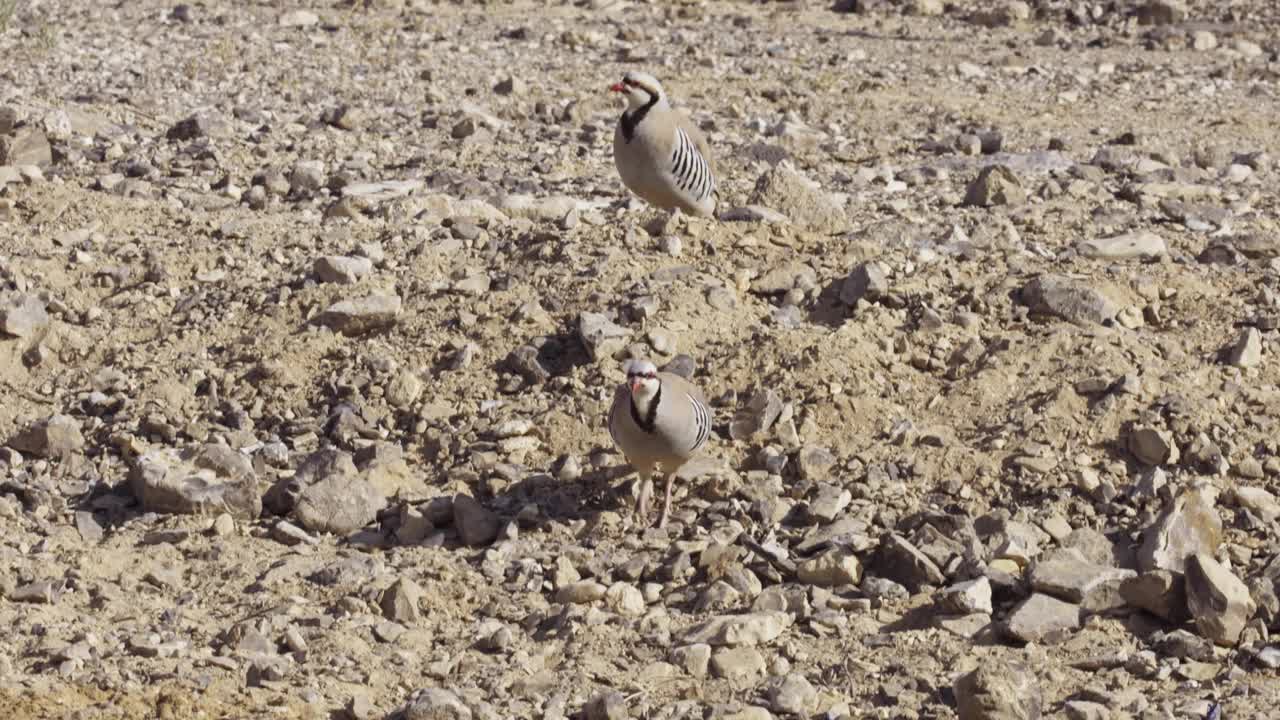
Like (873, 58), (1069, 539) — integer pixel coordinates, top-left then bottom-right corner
(685, 391), (712, 453)
(669, 126), (715, 205)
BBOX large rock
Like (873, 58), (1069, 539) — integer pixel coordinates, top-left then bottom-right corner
(129, 445), (261, 520)
(963, 165), (1025, 207)
(1185, 553), (1256, 646)
(682, 612), (792, 647)
(0, 129), (52, 167)
(953, 661), (1042, 720)
(1019, 275), (1119, 326)
(1029, 552), (1135, 611)
(748, 162), (848, 233)
(0, 293), (50, 338)
(710, 647), (766, 684)
(876, 533), (946, 592)
(294, 470), (384, 535)
(8, 414), (84, 459)
(1004, 593), (1081, 644)
(453, 494), (499, 546)
(1078, 231), (1168, 260)
(796, 547), (862, 587)
(1128, 426), (1179, 466)
(767, 673), (818, 716)
(577, 312), (631, 363)
(315, 294), (402, 336)
(1120, 570), (1190, 623)
(314, 255), (373, 285)
(403, 688), (472, 720)
(1138, 485), (1222, 574)
(1225, 328), (1262, 368)
(381, 577), (424, 623)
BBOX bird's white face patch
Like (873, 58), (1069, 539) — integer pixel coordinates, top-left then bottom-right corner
(611, 72), (664, 111)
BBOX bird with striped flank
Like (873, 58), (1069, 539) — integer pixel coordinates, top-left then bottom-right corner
(610, 71), (717, 218)
(607, 358), (713, 529)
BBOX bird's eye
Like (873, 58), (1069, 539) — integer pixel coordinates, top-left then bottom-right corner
(623, 78), (636, 87)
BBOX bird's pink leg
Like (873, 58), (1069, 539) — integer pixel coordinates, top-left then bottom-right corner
(657, 473), (674, 529)
(634, 471), (653, 524)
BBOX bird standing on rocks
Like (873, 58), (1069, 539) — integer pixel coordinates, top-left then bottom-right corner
(607, 358), (713, 528)
(610, 71), (717, 218)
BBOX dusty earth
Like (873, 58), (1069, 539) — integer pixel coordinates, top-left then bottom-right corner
(2, 0), (1280, 718)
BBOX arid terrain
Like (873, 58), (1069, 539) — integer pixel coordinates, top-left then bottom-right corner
(2, 0), (1280, 718)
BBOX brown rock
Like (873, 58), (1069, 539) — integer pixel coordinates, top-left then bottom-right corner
(1185, 553), (1257, 646)
(1138, 485), (1222, 574)
(954, 660), (1042, 720)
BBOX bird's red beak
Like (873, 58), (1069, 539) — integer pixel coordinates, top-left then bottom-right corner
(609, 83), (625, 93)
(629, 378), (643, 392)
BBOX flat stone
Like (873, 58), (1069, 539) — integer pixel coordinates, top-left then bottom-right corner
(1225, 327), (1262, 368)
(1185, 553), (1256, 646)
(839, 262), (889, 305)
(937, 578), (993, 615)
(682, 612), (792, 647)
(1004, 593), (1081, 644)
(279, 9), (320, 27)
(1078, 231), (1168, 259)
(316, 294), (402, 336)
(555, 581), (607, 604)
(0, 293), (50, 338)
(953, 660), (1043, 720)
(1138, 485), (1222, 574)
(1019, 274), (1118, 326)
(710, 647), (766, 684)
(876, 533), (946, 592)
(1119, 570), (1190, 623)
(294, 470), (384, 535)
(964, 165), (1026, 207)
(796, 547), (861, 587)
(381, 577), (424, 623)
(0, 128), (52, 167)
(1029, 553), (1135, 610)
(1231, 485), (1280, 522)
(767, 673), (817, 716)
(314, 256), (374, 285)
(577, 312), (631, 362)
(1128, 426), (1179, 466)
(453, 494), (499, 546)
(8, 414), (84, 459)
(403, 688), (472, 720)
(748, 161), (848, 234)
(129, 445), (261, 520)
(671, 644), (711, 677)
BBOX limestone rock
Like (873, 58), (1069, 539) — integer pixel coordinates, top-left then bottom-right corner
(453, 494), (499, 546)
(316, 294), (402, 336)
(748, 161), (848, 233)
(1004, 593), (1081, 644)
(1078, 231), (1168, 260)
(129, 445), (261, 520)
(1138, 485), (1222, 573)
(1119, 570), (1190, 623)
(796, 547), (862, 587)
(8, 414), (84, 459)
(1029, 553), (1135, 611)
(954, 661), (1042, 720)
(1019, 275), (1119, 326)
(1185, 553), (1256, 646)
(0, 294), (50, 338)
(682, 612), (792, 647)
(964, 165), (1025, 207)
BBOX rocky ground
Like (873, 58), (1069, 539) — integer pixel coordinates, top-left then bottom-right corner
(2, 0), (1280, 718)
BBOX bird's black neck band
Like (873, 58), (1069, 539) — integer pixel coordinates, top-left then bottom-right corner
(620, 91), (658, 143)
(630, 384), (661, 432)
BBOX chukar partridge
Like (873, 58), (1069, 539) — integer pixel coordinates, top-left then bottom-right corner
(608, 358), (713, 528)
(610, 71), (717, 217)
